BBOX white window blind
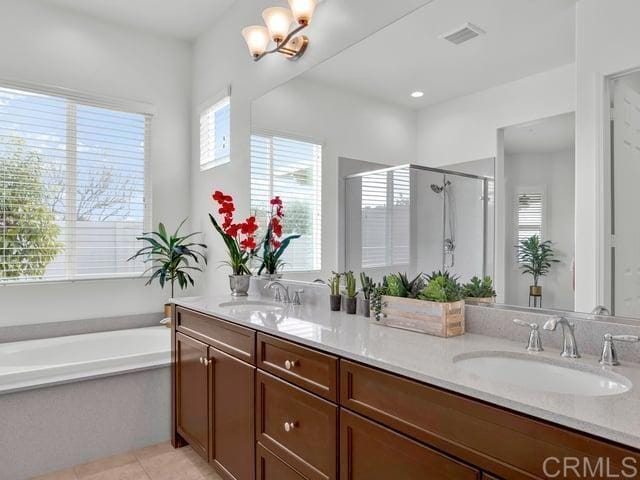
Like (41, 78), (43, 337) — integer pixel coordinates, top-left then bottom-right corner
(516, 192), (543, 243)
(200, 96), (230, 171)
(361, 167), (410, 268)
(0, 83), (152, 283)
(250, 133), (322, 272)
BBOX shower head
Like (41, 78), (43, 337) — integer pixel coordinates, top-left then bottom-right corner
(430, 184), (443, 194)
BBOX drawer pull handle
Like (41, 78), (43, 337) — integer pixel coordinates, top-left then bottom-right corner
(284, 360), (298, 370)
(284, 421), (297, 432)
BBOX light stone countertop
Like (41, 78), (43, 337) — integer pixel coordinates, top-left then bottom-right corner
(173, 295), (640, 449)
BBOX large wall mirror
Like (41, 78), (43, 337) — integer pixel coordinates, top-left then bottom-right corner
(250, 0), (639, 321)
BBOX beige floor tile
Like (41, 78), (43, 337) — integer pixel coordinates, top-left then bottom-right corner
(74, 453), (138, 479)
(31, 468), (78, 480)
(202, 473), (224, 480)
(139, 447), (222, 480)
(81, 463), (149, 480)
(132, 442), (175, 461)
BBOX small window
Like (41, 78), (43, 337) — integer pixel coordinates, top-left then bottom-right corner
(361, 167), (410, 268)
(199, 96), (230, 171)
(516, 191), (544, 244)
(250, 133), (322, 272)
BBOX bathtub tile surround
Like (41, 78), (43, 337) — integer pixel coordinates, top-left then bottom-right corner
(33, 443), (223, 480)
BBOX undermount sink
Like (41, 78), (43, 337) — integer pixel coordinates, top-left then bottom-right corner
(218, 300), (284, 313)
(453, 352), (632, 397)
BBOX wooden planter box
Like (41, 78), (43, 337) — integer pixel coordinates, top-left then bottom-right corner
(465, 296), (495, 304)
(375, 296), (465, 338)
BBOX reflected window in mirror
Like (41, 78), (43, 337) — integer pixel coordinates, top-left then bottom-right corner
(516, 191), (544, 261)
(200, 95), (230, 171)
(250, 133), (322, 272)
(361, 168), (410, 268)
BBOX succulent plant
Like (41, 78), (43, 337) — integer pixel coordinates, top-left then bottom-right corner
(344, 271), (357, 298)
(360, 272), (374, 300)
(328, 271), (341, 296)
(463, 276), (496, 298)
(418, 270), (463, 303)
(384, 274), (407, 297)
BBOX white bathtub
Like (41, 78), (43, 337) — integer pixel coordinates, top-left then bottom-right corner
(0, 326), (171, 394)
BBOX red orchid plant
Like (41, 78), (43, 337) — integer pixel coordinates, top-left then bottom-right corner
(209, 190), (258, 275)
(257, 196), (301, 276)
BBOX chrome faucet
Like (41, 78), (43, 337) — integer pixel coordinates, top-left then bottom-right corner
(591, 305), (611, 316)
(266, 281), (292, 303)
(513, 319), (543, 352)
(599, 334), (640, 366)
(543, 316), (580, 358)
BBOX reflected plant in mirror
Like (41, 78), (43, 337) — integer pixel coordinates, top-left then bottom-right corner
(516, 235), (559, 305)
(463, 276), (497, 304)
(256, 196), (301, 278)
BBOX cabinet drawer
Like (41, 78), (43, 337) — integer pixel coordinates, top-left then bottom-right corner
(340, 360), (640, 479)
(340, 409), (479, 480)
(257, 443), (308, 480)
(176, 307), (255, 364)
(257, 333), (338, 401)
(256, 370), (337, 480)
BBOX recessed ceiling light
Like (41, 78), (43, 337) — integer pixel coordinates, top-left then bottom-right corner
(411, 91), (424, 98)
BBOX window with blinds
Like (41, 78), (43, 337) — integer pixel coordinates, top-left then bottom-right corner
(361, 167), (410, 268)
(200, 96), (230, 171)
(0, 84), (151, 283)
(516, 192), (543, 244)
(250, 133), (322, 272)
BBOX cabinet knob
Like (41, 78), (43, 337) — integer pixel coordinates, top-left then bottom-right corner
(284, 421), (297, 432)
(199, 357), (203, 364)
(204, 358), (210, 366)
(284, 360), (298, 370)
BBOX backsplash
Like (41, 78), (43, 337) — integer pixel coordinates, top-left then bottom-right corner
(251, 278), (640, 362)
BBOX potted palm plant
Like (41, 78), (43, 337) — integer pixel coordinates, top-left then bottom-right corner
(209, 190), (259, 296)
(257, 196), (301, 278)
(516, 235), (559, 298)
(128, 219), (207, 318)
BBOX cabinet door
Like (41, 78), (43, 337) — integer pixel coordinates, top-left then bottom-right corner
(209, 346), (256, 480)
(176, 332), (209, 460)
(257, 443), (307, 480)
(340, 409), (479, 480)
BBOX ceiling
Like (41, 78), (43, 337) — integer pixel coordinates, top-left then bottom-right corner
(504, 113), (575, 155)
(302, 0), (576, 109)
(35, 0), (237, 41)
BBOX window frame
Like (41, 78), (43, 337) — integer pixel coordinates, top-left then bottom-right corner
(0, 78), (154, 285)
(250, 129), (323, 273)
(199, 88), (231, 172)
(514, 186), (547, 266)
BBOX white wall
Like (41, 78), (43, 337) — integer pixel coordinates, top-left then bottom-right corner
(0, 0), (192, 326)
(504, 150), (575, 311)
(190, 0), (433, 291)
(415, 63), (576, 167)
(252, 78), (417, 279)
(575, 0), (640, 313)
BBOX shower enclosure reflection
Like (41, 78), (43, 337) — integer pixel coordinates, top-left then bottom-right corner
(344, 165), (493, 283)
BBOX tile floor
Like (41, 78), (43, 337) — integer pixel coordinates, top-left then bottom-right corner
(32, 442), (223, 480)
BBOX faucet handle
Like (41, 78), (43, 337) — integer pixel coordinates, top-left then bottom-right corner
(600, 334), (640, 366)
(293, 289), (304, 305)
(513, 318), (543, 352)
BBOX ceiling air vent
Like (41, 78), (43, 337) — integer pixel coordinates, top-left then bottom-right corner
(440, 23), (486, 45)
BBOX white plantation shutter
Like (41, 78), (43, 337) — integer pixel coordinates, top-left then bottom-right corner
(0, 82), (152, 283)
(200, 96), (230, 171)
(361, 167), (410, 268)
(250, 133), (322, 272)
(516, 192), (543, 243)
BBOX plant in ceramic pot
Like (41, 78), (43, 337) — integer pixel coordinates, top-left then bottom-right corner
(344, 271), (357, 314)
(462, 276), (497, 303)
(128, 218), (207, 319)
(209, 190), (258, 296)
(516, 235), (559, 298)
(359, 272), (374, 317)
(328, 271), (342, 311)
(256, 196), (301, 279)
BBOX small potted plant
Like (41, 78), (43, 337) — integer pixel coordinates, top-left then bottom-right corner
(359, 272), (374, 317)
(257, 196), (301, 279)
(463, 276), (496, 303)
(516, 235), (559, 299)
(209, 190), (258, 296)
(328, 271), (341, 311)
(344, 271), (357, 314)
(128, 219), (207, 320)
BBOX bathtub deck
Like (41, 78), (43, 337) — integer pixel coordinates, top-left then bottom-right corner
(32, 442), (223, 480)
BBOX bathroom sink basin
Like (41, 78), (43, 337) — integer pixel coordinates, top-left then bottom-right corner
(453, 352), (632, 397)
(218, 300), (284, 313)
